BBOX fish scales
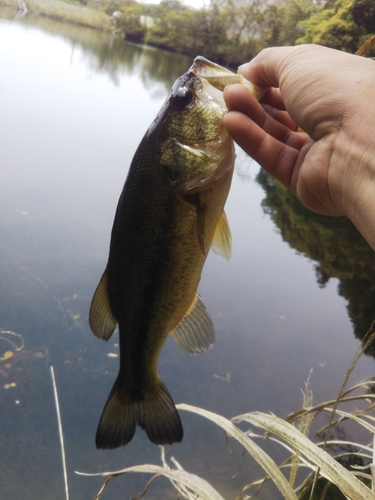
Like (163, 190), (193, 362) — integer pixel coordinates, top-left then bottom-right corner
(108, 141), (207, 379)
(89, 56), (264, 449)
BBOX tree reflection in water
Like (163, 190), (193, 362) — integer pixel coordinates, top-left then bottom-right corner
(256, 169), (375, 355)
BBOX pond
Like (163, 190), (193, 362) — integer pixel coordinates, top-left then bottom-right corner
(1, 8), (375, 500)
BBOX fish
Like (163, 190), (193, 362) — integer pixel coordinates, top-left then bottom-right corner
(89, 56), (265, 449)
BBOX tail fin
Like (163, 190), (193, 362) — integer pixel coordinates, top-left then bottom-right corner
(95, 378), (183, 449)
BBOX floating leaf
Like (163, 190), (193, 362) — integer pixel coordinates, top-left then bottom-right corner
(1, 351), (14, 361)
(4, 382), (16, 389)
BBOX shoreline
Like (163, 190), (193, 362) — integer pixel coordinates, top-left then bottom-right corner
(0, 0), (111, 31)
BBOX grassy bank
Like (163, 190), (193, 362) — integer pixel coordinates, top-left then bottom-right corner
(0, 0), (18, 8)
(2, 0), (111, 31)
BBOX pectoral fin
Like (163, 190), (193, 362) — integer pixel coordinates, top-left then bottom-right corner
(89, 268), (117, 340)
(172, 294), (215, 355)
(211, 210), (232, 260)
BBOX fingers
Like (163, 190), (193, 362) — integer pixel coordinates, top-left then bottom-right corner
(256, 87), (299, 131)
(224, 84), (307, 152)
(260, 88), (285, 111)
(236, 45), (365, 141)
(261, 104), (301, 133)
(223, 108), (302, 189)
(223, 83), (311, 189)
(222, 44), (375, 230)
(237, 45), (317, 89)
(237, 46), (296, 88)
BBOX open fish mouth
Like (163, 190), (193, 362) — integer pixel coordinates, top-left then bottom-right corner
(190, 56), (267, 101)
(168, 57), (245, 191)
(177, 56), (267, 155)
(156, 55), (268, 193)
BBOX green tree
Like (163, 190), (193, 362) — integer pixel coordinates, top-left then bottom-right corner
(144, 0), (266, 65)
(145, 3), (205, 55)
(296, 0), (373, 53)
(261, 3), (285, 47)
(278, 0), (321, 45)
(351, 0), (375, 32)
(197, 5), (232, 63)
(105, 0), (147, 42)
(101, 0), (375, 66)
(213, 0), (264, 45)
(208, 0), (267, 64)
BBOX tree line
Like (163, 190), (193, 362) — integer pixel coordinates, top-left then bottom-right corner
(100, 0), (375, 66)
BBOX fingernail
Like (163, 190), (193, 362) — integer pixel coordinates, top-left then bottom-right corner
(237, 62), (251, 75)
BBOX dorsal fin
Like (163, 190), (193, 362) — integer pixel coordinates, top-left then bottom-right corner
(211, 210), (232, 260)
(171, 294), (215, 355)
(89, 268), (117, 340)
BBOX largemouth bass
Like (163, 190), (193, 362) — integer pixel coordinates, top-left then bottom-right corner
(89, 57), (265, 449)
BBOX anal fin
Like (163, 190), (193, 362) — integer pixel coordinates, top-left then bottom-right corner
(172, 294), (215, 355)
(89, 268), (117, 340)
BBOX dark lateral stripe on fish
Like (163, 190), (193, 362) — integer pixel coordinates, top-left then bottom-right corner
(106, 166), (178, 324)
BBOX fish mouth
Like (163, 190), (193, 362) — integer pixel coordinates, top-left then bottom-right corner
(181, 56), (266, 155)
(156, 57), (266, 192)
(190, 56), (267, 101)
(171, 60), (241, 192)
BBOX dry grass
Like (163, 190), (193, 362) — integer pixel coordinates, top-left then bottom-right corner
(24, 0), (110, 31)
(76, 328), (375, 500)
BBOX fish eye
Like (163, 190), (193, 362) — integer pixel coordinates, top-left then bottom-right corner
(174, 87), (193, 109)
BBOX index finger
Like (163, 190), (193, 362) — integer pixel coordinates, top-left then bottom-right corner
(238, 46), (303, 88)
(223, 108), (305, 190)
(224, 84), (306, 152)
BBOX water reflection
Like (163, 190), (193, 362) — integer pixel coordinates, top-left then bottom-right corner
(256, 169), (375, 354)
(4, 8), (191, 93)
(71, 35), (192, 95)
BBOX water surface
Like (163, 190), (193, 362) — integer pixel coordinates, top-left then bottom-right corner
(1, 10), (375, 499)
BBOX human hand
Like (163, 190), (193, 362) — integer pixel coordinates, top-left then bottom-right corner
(223, 45), (375, 248)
